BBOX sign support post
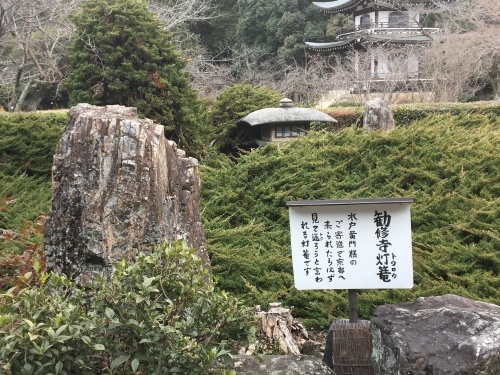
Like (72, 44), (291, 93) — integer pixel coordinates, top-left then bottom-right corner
(348, 289), (358, 323)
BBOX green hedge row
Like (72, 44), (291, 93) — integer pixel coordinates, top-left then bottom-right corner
(322, 101), (500, 128)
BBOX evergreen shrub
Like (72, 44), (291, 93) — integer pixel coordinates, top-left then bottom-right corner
(320, 107), (363, 129)
(0, 177), (48, 291)
(200, 112), (500, 327)
(0, 112), (63, 286)
(0, 242), (255, 374)
(66, 0), (203, 157)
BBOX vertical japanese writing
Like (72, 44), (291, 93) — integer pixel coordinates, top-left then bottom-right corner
(324, 219), (335, 282)
(301, 219), (311, 276)
(290, 201), (412, 290)
(374, 210), (395, 282)
(311, 213), (323, 282)
(347, 213), (358, 266)
(335, 219), (345, 280)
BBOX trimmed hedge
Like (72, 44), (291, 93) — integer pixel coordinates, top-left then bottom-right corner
(322, 101), (500, 129)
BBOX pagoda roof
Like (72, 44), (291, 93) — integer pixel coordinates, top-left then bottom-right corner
(238, 98), (337, 126)
(312, 0), (364, 13)
(305, 39), (357, 51)
(305, 33), (432, 51)
(312, 0), (432, 13)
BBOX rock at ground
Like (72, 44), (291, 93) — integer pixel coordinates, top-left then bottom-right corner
(230, 355), (334, 374)
(371, 294), (500, 375)
(363, 98), (394, 131)
(44, 104), (209, 283)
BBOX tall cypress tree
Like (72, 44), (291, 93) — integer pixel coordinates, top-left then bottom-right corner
(66, 0), (202, 156)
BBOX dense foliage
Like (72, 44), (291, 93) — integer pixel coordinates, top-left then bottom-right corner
(0, 174), (50, 258)
(0, 113), (65, 277)
(0, 242), (255, 374)
(0, 113), (66, 177)
(233, 0), (338, 65)
(200, 112), (500, 327)
(66, 0), (203, 157)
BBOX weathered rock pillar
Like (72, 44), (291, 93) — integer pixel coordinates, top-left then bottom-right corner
(363, 98), (395, 131)
(44, 104), (209, 283)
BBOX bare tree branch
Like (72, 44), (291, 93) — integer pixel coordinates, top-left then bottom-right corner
(0, 0), (81, 110)
(147, 0), (219, 31)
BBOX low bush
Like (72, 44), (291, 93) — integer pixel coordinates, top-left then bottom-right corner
(391, 101), (500, 124)
(0, 242), (255, 374)
(0, 174), (52, 268)
(319, 107), (363, 129)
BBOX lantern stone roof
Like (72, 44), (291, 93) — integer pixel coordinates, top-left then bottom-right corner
(238, 98), (337, 126)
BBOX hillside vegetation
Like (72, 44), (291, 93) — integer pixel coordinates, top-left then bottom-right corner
(200, 112), (500, 327)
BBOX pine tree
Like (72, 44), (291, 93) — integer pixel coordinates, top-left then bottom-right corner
(66, 0), (203, 156)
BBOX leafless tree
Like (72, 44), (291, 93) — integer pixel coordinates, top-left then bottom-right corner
(270, 56), (338, 106)
(0, 0), (80, 111)
(423, 0), (500, 100)
(185, 47), (235, 99)
(186, 43), (333, 106)
(0, 0), (220, 111)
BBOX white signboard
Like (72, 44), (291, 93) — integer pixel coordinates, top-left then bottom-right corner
(287, 198), (413, 290)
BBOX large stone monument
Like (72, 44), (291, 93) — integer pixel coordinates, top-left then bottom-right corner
(44, 104), (209, 283)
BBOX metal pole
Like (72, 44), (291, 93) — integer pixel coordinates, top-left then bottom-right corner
(348, 289), (358, 323)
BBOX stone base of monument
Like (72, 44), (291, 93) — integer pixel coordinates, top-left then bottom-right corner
(323, 319), (374, 375)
